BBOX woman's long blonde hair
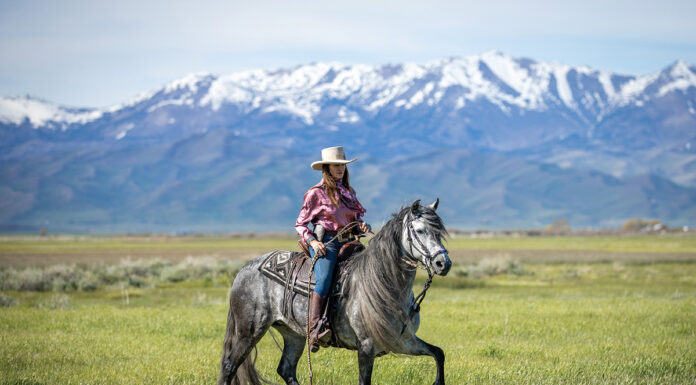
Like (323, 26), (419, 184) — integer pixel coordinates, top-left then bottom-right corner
(320, 164), (354, 206)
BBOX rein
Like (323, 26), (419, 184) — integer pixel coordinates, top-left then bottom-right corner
(399, 214), (441, 336)
(306, 221), (361, 385)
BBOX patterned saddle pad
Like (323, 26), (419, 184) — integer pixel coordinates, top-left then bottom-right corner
(260, 241), (365, 298)
(259, 250), (317, 297)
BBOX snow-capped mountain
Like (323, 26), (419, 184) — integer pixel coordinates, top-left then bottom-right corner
(1, 52), (695, 232)
(3, 51), (694, 134)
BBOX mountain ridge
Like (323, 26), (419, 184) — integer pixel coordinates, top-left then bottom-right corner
(2, 52), (694, 132)
(1, 52), (695, 232)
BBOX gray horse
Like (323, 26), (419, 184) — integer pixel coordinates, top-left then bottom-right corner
(218, 199), (452, 385)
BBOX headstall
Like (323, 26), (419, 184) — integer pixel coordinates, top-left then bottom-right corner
(399, 213), (448, 335)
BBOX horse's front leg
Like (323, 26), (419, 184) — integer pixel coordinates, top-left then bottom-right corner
(357, 339), (376, 385)
(403, 336), (445, 385)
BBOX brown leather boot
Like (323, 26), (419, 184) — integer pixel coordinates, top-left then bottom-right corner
(308, 292), (329, 352)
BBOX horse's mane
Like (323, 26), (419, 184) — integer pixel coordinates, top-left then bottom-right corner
(340, 203), (447, 352)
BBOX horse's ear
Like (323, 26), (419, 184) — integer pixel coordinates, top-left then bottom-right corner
(410, 199), (421, 214)
(427, 198), (439, 211)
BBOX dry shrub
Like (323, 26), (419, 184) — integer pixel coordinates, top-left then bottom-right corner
(0, 293), (18, 307)
(1, 257), (245, 292)
(454, 256), (527, 278)
(38, 293), (71, 309)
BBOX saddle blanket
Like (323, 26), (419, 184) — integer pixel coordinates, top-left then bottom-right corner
(259, 250), (317, 297)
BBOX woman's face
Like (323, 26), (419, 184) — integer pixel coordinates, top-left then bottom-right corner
(329, 164), (346, 180)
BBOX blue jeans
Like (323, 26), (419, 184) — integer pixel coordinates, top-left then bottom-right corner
(309, 233), (346, 296)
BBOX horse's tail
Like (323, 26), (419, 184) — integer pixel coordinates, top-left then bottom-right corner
(217, 296), (263, 385)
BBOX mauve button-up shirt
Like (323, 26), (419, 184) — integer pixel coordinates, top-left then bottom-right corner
(295, 180), (366, 242)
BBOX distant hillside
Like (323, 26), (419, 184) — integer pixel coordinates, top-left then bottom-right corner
(1, 52), (695, 232)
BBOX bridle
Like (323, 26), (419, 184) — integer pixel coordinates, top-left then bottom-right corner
(402, 213), (447, 270)
(399, 213), (448, 335)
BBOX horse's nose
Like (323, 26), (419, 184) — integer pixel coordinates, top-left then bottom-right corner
(433, 252), (451, 276)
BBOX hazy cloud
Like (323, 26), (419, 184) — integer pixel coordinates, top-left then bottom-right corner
(1, 0), (695, 106)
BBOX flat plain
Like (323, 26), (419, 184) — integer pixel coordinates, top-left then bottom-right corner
(1, 234), (695, 384)
(2, 234), (695, 266)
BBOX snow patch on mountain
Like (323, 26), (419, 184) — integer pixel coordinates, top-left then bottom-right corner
(550, 64), (575, 108)
(618, 73), (658, 103)
(147, 98), (195, 113)
(481, 51), (529, 92)
(658, 61), (696, 96)
(202, 77), (256, 110)
(0, 96), (102, 128)
(597, 72), (617, 102)
(479, 51), (548, 109)
(115, 123), (135, 140)
(163, 72), (212, 94)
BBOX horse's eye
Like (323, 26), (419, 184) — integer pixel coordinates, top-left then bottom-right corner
(416, 229), (425, 234)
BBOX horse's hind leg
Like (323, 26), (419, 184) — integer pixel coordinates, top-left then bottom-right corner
(219, 331), (266, 385)
(218, 299), (272, 385)
(275, 328), (305, 385)
(402, 336), (445, 385)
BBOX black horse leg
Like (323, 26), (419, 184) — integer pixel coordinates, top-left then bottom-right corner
(220, 335), (257, 385)
(276, 330), (305, 385)
(218, 305), (271, 385)
(403, 336), (445, 385)
(357, 339), (376, 385)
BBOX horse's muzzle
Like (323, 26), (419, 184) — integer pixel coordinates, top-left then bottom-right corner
(432, 250), (451, 276)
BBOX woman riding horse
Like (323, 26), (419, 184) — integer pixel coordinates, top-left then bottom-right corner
(218, 197), (451, 385)
(295, 146), (370, 352)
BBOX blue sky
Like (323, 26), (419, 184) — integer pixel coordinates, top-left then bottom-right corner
(1, 0), (695, 107)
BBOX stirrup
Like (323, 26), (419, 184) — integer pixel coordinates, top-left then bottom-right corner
(317, 328), (332, 347)
(310, 323), (331, 351)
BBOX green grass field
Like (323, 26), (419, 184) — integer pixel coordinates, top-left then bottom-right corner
(446, 235), (696, 253)
(1, 236), (695, 384)
(2, 234), (695, 266)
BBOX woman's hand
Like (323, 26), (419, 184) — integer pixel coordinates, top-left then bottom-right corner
(310, 239), (326, 256)
(358, 222), (371, 234)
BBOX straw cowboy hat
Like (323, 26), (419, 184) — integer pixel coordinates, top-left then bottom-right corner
(311, 146), (357, 170)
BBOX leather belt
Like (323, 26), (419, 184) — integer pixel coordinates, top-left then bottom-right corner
(324, 230), (355, 243)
